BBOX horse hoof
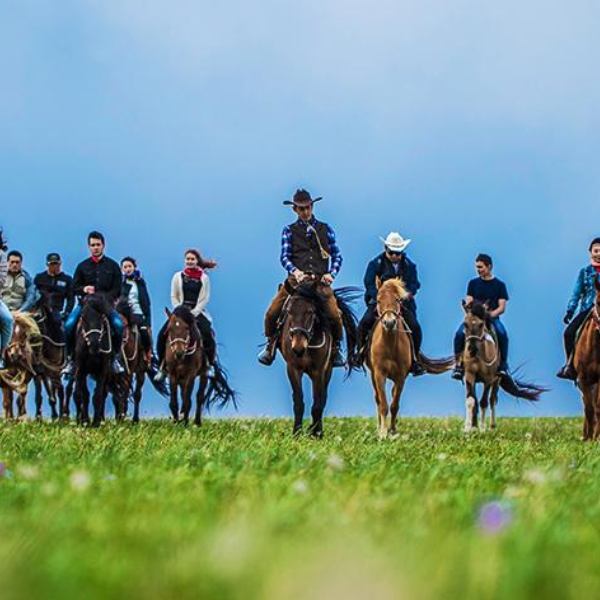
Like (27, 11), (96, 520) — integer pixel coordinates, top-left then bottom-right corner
(292, 427), (303, 437)
(388, 430), (399, 440)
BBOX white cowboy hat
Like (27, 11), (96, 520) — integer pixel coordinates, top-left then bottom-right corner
(380, 232), (411, 253)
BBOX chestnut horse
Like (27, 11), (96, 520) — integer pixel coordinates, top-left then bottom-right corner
(279, 282), (359, 438)
(367, 279), (453, 439)
(574, 279), (600, 440)
(461, 301), (545, 432)
(163, 305), (235, 425)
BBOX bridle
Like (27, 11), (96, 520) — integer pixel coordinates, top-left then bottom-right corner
(167, 321), (198, 356)
(464, 318), (497, 366)
(289, 312), (316, 341)
(81, 315), (112, 354)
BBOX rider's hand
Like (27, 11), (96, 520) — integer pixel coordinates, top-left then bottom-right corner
(321, 273), (334, 286)
(0, 229), (7, 252)
(292, 270), (306, 283)
(563, 310), (574, 325)
(84, 285), (95, 295)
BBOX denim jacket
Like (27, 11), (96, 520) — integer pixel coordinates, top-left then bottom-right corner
(567, 265), (600, 314)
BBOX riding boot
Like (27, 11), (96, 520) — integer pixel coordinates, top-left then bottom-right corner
(332, 341), (346, 368)
(410, 359), (426, 377)
(556, 361), (577, 380)
(258, 336), (278, 366)
(451, 356), (464, 380)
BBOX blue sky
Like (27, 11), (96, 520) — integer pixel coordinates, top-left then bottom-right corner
(1, 1), (599, 418)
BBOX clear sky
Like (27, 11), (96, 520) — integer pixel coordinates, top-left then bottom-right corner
(2, 1), (599, 418)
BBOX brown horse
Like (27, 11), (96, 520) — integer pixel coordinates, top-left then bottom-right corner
(461, 301), (545, 432)
(574, 279), (600, 440)
(367, 279), (453, 439)
(163, 305), (235, 425)
(1, 313), (41, 420)
(279, 283), (359, 438)
(32, 300), (68, 420)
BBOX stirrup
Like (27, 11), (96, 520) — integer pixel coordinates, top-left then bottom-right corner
(556, 364), (576, 380)
(451, 365), (464, 380)
(332, 346), (346, 368)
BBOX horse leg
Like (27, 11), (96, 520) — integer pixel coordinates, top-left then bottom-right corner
(92, 379), (105, 427)
(287, 366), (304, 435)
(181, 377), (193, 425)
(308, 369), (331, 439)
(132, 373), (143, 424)
(17, 389), (27, 421)
(464, 377), (478, 432)
(2, 386), (13, 420)
(168, 376), (179, 422)
(63, 378), (74, 421)
(389, 377), (406, 437)
(34, 377), (43, 420)
(490, 381), (499, 429)
(581, 382), (595, 441)
(45, 376), (59, 421)
(194, 374), (209, 427)
(593, 384), (600, 441)
(479, 385), (490, 432)
(372, 370), (389, 440)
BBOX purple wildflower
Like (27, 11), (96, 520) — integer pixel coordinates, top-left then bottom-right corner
(477, 501), (513, 534)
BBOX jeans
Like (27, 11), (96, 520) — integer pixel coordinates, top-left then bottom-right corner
(0, 299), (14, 353)
(65, 304), (124, 354)
(454, 317), (508, 367)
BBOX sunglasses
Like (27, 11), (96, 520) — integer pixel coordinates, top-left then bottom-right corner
(386, 250), (403, 257)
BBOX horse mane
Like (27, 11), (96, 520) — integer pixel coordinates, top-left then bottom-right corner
(378, 279), (409, 300)
(83, 294), (112, 317)
(470, 302), (488, 320)
(172, 305), (196, 328)
(13, 312), (42, 338)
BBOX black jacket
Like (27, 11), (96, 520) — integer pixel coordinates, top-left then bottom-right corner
(364, 252), (420, 312)
(120, 278), (152, 326)
(34, 271), (75, 315)
(73, 256), (122, 303)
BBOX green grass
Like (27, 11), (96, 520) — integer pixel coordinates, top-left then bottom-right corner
(0, 417), (598, 599)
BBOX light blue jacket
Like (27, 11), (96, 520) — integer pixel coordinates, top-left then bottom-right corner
(567, 265), (600, 314)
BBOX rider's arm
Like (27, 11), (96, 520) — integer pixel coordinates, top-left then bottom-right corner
(171, 273), (182, 308)
(280, 226), (297, 275)
(72, 263), (85, 298)
(0, 250), (7, 289)
(363, 258), (378, 305)
(20, 271), (38, 312)
(191, 274), (210, 318)
(326, 225), (343, 278)
(489, 298), (507, 318)
(405, 259), (421, 298)
(64, 275), (75, 316)
(566, 267), (585, 315)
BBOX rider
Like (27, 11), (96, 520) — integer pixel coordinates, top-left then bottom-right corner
(258, 188), (345, 367)
(155, 249), (218, 381)
(356, 232), (425, 375)
(0, 250), (38, 312)
(0, 230), (13, 369)
(120, 256), (153, 363)
(557, 237), (600, 380)
(451, 253), (510, 380)
(63, 231), (125, 375)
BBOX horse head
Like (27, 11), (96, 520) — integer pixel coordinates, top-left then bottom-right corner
(287, 287), (318, 357)
(166, 306), (195, 362)
(377, 279), (408, 332)
(80, 294), (111, 356)
(463, 302), (489, 358)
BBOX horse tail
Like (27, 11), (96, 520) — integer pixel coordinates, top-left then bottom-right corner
(499, 373), (547, 402)
(334, 287), (361, 375)
(205, 358), (238, 410)
(418, 352), (455, 374)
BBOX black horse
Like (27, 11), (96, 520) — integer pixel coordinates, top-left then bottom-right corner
(73, 294), (124, 426)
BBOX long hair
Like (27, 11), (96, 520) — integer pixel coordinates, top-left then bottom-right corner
(185, 249), (217, 270)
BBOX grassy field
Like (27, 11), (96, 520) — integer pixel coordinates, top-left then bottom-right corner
(0, 417), (598, 599)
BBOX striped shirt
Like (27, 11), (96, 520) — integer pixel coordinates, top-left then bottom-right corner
(280, 218), (343, 278)
(0, 251), (7, 288)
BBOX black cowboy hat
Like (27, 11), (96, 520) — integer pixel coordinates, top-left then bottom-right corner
(283, 188), (322, 207)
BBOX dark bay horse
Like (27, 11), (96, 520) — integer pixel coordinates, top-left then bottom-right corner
(114, 300), (168, 422)
(32, 299), (68, 420)
(461, 301), (545, 432)
(73, 295), (124, 426)
(367, 279), (454, 439)
(279, 282), (359, 438)
(573, 279), (600, 440)
(163, 306), (236, 425)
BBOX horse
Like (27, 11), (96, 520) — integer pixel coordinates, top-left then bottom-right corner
(366, 279), (454, 439)
(573, 278), (600, 440)
(73, 294), (124, 426)
(163, 305), (236, 425)
(31, 298), (68, 420)
(114, 300), (168, 422)
(461, 301), (545, 432)
(279, 282), (359, 438)
(1, 312), (41, 420)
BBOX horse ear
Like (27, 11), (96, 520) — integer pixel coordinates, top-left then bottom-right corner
(462, 299), (471, 314)
(375, 276), (382, 290)
(165, 307), (172, 318)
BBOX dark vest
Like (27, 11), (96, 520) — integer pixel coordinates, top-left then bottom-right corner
(289, 221), (331, 276)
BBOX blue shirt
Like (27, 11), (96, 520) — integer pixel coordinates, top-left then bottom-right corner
(567, 265), (599, 314)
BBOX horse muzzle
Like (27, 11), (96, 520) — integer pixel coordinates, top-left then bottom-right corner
(382, 315), (398, 332)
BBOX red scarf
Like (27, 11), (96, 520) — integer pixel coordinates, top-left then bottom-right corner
(91, 255), (103, 264)
(183, 267), (204, 280)
(592, 259), (600, 274)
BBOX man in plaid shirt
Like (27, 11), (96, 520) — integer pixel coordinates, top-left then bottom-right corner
(258, 189), (345, 367)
